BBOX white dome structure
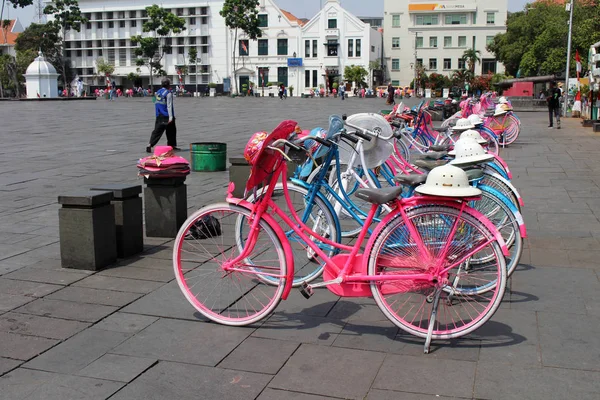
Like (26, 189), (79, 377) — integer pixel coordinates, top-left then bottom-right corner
(25, 51), (59, 99)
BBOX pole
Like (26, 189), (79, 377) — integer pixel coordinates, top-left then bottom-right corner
(195, 58), (198, 96)
(414, 32), (419, 96)
(564, 0), (574, 116)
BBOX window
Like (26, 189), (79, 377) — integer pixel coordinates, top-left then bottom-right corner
(392, 37), (400, 48)
(239, 39), (249, 56)
(486, 12), (495, 24)
(87, 41), (93, 47)
(258, 39), (268, 56)
(486, 36), (494, 46)
(177, 37), (184, 45)
(356, 39), (361, 57)
(201, 36), (208, 45)
(201, 46), (208, 54)
(458, 36), (467, 47)
(392, 80), (400, 86)
(392, 59), (400, 70)
(445, 14), (467, 25)
(119, 39), (126, 47)
(106, 12), (113, 20)
(305, 40), (310, 57)
(392, 14), (400, 27)
(305, 70), (310, 87)
(201, 17), (208, 24)
(189, 8), (196, 15)
(328, 19), (337, 29)
(201, 7), (208, 15)
(189, 17), (196, 25)
(416, 14), (438, 25)
(482, 59), (497, 74)
(444, 36), (452, 48)
(107, 49), (115, 62)
(258, 14), (268, 28)
(277, 67), (288, 86)
(416, 37), (423, 48)
(108, 21), (114, 28)
(189, 37), (196, 45)
(119, 49), (127, 64)
(458, 59), (466, 69)
(277, 39), (288, 55)
(429, 37), (437, 48)
(429, 58), (437, 70)
(473, 12), (477, 24)
(131, 20), (137, 28)
(416, 58), (423, 67)
(443, 58), (451, 70)
(312, 70), (318, 87)
(96, 40), (102, 47)
(130, 11), (137, 18)
(472, 36), (476, 49)
(371, 45), (375, 52)
(348, 39), (354, 57)
(177, 8), (184, 16)
(312, 40), (317, 57)
(97, 21), (103, 28)
(108, 40), (115, 47)
(327, 40), (338, 56)
(178, 47), (185, 54)
(86, 22), (91, 29)
(119, 11), (125, 19)
(141, 10), (147, 18)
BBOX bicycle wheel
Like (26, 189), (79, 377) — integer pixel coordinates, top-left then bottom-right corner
(472, 188), (524, 277)
(245, 182), (340, 286)
(480, 172), (521, 212)
(393, 137), (411, 165)
(367, 205), (507, 340)
(173, 203), (287, 326)
(498, 116), (520, 146)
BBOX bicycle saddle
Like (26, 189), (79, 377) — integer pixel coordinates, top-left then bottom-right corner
(429, 144), (451, 152)
(394, 173), (428, 186)
(354, 186), (404, 205)
(462, 168), (485, 182)
(414, 159), (448, 171)
(414, 151), (448, 160)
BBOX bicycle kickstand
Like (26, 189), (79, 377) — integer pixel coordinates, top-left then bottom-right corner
(424, 288), (442, 354)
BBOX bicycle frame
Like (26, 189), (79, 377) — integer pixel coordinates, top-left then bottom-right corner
(225, 157), (509, 301)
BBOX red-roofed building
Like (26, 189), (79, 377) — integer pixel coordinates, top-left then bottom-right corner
(0, 19), (24, 57)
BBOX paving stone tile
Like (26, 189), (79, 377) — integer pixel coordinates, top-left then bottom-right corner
(76, 354), (157, 382)
(93, 312), (159, 334)
(331, 320), (404, 354)
(0, 278), (62, 297)
(0, 367), (124, 400)
(23, 328), (131, 374)
(116, 256), (172, 270)
(120, 280), (202, 320)
(528, 248), (569, 267)
(269, 344), (385, 400)
(474, 362), (600, 400)
(112, 318), (252, 366)
(0, 312), (90, 340)
(258, 388), (343, 400)
(391, 334), (481, 362)
(326, 302), (388, 322)
(0, 331), (59, 360)
(0, 293), (35, 313)
(45, 286), (143, 307)
(538, 311), (600, 371)
(536, 213), (600, 232)
(15, 298), (118, 323)
(366, 389), (457, 399)
(0, 357), (22, 376)
(110, 361), (271, 400)
(98, 265), (174, 282)
(219, 337), (299, 374)
(72, 274), (165, 294)
(274, 290), (340, 317)
(252, 313), (344, 345)
(373, 354), (476, 398)
(3, 267), (88, 285)
(0, 262), (25, 276)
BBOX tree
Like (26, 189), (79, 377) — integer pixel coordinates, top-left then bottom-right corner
(14, 23), (60, 58)
(461, 48), (481, 74)
(343, 65), (368, 88)
(220, 0), (262, 94)
(131, 5), (185, 92)
(488, 2), (600, 77)
(0, 1), (33, 25)
(95, 57), (114, 89)
(451, 69), (474, 87)
(44, 1), (87, 93)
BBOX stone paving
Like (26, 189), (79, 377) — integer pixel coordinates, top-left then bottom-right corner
(0, 96), (599, 399)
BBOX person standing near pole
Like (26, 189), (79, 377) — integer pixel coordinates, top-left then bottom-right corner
(146, 78), (180, 153)
(547, 81), (562, 129)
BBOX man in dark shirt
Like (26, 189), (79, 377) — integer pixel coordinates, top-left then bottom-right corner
(547, 81), (561, 129)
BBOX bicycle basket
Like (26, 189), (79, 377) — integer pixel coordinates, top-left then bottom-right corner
(339, 113), (393, 169)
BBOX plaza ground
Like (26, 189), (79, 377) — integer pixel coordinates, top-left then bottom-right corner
(0, 97), (599, 399)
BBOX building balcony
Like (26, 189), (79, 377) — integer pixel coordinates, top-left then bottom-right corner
(325, 29), (339, 38)
(323, 56), (339, 67)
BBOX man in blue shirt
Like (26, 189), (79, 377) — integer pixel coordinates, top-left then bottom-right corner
(146, 78), (179, 153)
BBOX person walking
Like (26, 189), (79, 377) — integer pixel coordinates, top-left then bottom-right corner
(386, 82), (395, 105)
(339, 82), (346, 101)
(547, 81), (561, 129)
(146, 78), (179, 153)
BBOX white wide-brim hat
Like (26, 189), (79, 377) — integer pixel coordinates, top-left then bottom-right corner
(415, 165), (482, 197)
(449, 138), (495, 165)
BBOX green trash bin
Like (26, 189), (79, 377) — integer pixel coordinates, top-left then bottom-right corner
(190, 142), (227, 172)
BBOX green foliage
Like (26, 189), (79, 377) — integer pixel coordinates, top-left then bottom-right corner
(451, 69), (474, 86)
(14, 23), (60, 57)
(188, 47), (198, 65)
(488, 2), (600, 77)
(343, 65), (368, 87)
(6, 1), (34, 8)
(208, 82), (217, 88)
(427, 73), (451, 90)
(126, 72), (140, 83)
(96, 57), (114, 76)
(220, 0), (262, 94)
(461, 48), (481, 73)
(130, 5), (186, 90)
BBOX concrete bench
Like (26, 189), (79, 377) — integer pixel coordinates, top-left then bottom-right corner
(58, 191), (117, 271)
(143, 177), (187, 238)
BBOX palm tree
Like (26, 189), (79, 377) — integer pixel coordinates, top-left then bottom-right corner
(461, 49), (481, 74)
(451, 69), (474, 85)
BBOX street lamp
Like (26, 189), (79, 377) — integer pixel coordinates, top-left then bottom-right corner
(195, 56), (201, 97)
(564, 0), (574, 116)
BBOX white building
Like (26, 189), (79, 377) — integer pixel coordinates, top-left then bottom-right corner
(301, 0), (382, 93)
(0, 19), (24, 57)
(383, 0), (507, 87)
(53, 0), (380, 94)
(25, 51), (60, 98)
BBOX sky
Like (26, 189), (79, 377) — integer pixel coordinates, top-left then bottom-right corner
(4, 0), (531, 28)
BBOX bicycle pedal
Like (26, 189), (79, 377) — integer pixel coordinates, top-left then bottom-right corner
(299, 282), (314, 299)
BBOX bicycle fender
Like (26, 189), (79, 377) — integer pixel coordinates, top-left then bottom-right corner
(487, 171), (524, 207)
(479, 185), (527, 238)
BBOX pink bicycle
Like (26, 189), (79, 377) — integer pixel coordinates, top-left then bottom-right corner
(173, 120), (509, 352)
